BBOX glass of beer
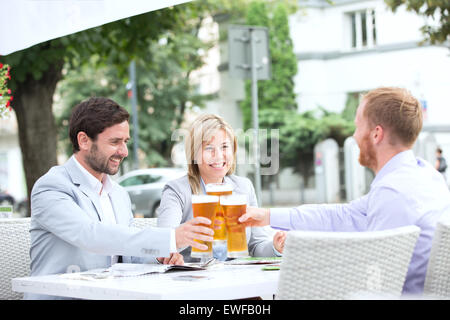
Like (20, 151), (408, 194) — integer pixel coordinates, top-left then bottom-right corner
(191, 194), (219, 259)
(205, 182), (233, 244)
(220, 194), (249, 258)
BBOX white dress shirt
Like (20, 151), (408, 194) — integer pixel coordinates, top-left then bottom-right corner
(270, 150), (450, 294)
(73, 157), (119, 264)
(73, 157), (116, 223)
(73, 157), (176, 261)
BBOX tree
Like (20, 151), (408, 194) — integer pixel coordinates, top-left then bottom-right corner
(1, 5), (199, 212)
(56, 29), (212, 168)
(240, 1), (298, 129)
(235, 1), (298, 188)
(2, 0), (298, 209)
(341, 92), (363, 122)
(259, 108), (355, 187)
(54, 59), (128, 159)
(384, 0), (450, 45)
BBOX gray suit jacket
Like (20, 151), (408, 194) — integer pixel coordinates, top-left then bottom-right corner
(157, 174), (278, 261)
(26, 156), (172, 299)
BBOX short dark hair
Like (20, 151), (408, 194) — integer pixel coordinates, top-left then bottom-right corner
(437, 148), (443, 154)
(69, 97), (130, 153)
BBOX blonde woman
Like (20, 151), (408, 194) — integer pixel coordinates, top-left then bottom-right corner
(157, 113), (286, 263)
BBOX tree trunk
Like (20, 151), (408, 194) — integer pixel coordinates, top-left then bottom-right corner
(12, 60), (64, 216)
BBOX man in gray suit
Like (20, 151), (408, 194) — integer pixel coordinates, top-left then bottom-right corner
(26, 97), (213, 299)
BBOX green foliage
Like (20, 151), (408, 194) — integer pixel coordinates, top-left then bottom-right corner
(3, 7), (185, 88)
(0, 62), (12, 117)
(55, 11), (212, 168)
(208, 0), (299, 22)
(131, 30), (211, 166)
(2, 0), (303, 201)
(240, 1), (298, 129)
(54, 1), (301, 168)
(55, 59), (128, 158)
(384, 0), (450, 45)
(236, 0), (355, 180)
(341, 92), (362, 122)
(259, 108), (355, 176)
(3, 40), (65, 90)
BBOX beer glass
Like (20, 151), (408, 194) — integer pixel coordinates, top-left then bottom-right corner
(191, 194), (219, 259)
(205, 182), (233, 244)
(220, 194), (249, 258)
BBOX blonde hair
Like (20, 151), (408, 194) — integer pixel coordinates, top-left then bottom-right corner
(362, 87), (423, 147)
(185, 114), (237, 194)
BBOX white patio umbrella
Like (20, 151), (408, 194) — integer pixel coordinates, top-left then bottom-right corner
(0, 0), (193, 55)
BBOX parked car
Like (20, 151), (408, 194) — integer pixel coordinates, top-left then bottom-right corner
(0, 190), (15, 206)
(0, 191), (29, 217)
(116, 168), (186, 218)
(16, 198), (29, 217)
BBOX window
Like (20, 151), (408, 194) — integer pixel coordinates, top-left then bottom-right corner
(347, 9), (376, 50)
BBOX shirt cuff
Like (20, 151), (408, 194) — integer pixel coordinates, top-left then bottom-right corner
(270, 207), (293, 231)
(170, 229), (177, 253)
(272, 245), (282, 257)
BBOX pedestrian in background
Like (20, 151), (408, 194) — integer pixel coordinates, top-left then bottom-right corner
(435, 147), (447, 179)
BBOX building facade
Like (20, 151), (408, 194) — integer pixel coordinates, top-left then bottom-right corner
(195, 0), (450, 201)
(1, 0), (449, 205)
(291, 0), (450, 123)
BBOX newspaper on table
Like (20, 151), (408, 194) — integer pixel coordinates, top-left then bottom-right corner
(59, 260), (214, 281)
(110, 262), (207, 277)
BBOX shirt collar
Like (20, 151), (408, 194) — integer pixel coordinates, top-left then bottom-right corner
(73, 156), (113, 195)
(371, 149), (416, 187)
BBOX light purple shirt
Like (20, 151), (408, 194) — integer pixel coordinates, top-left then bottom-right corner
(270, 150), (450, 294)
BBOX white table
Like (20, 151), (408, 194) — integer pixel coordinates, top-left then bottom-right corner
(12, 264), (280, 300)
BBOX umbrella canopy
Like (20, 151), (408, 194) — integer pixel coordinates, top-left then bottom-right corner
(0, 0), (192, 55)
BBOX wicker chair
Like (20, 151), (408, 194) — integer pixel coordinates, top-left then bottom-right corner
(0, 217), (159, 300)
(424, 216), (450, 297)
(276, 225), (420, 300)
(131, 217), (157, 229)
(0, 218), (31, 300)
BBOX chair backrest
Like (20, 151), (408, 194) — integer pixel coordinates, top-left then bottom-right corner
(132, 217), (157, 229)
(276, 225), (420, 300)
(424, 217), (450, 297)
(0, 217), (155, 299)
(0, 218), (31, 300)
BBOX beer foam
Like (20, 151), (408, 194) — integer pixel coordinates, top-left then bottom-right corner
(205, 183), (233, 193)
(219, 194), (247, 206)
(192, 194), (219, 204)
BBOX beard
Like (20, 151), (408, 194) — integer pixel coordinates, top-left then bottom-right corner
(85, 142), (123, 176)
(358, 133), (377, 170)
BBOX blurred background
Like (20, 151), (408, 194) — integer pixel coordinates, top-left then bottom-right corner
(1, 0), (449, 217)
